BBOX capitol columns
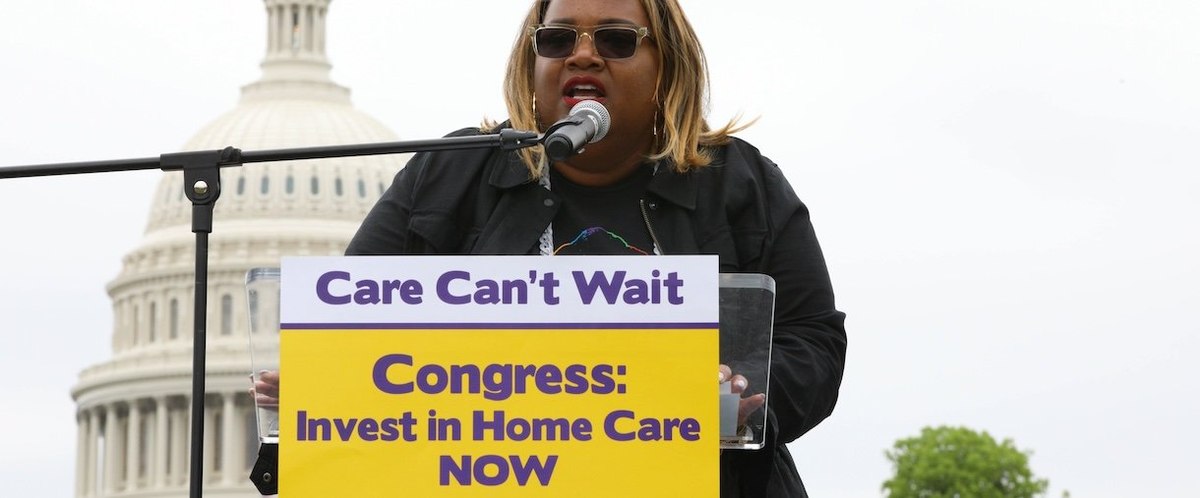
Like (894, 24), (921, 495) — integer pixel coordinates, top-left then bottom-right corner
(275, 4), (287, 53)
(314, 4), (326, 52)
(298, 2), (311, 51)
(171, 399), (188, 485)
(203, 398), (217, 480)
(87, 408), (100, 496)
(154, 395), (169, 488)
(75, 410), (88, 497)
(125, 399), (141, 491)
(103, 404), (119, 494)
(221, 391), (239, 485)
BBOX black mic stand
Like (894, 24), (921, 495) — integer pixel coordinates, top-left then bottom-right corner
(0, 129), (541, 498)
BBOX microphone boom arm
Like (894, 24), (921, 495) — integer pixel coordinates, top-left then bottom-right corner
(0, 127), (540, 498)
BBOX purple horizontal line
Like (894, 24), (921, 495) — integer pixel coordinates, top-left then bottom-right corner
(281, 322), (718, 330)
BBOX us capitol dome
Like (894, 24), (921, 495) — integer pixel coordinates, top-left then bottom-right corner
(70, 1), (408, 496)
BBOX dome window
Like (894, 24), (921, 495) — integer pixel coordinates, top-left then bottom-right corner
(260, 176), (270, 195)
(132, 304), (140, 345)
(220, 294), (233, 336)
(237, 176), (246, 196)
(311, 176), (320, 195)
(358, 179), (366, 198)
(149, 302), (157, 343)
(286, 174), (295, 195)
(169, 299), (179, 340)
(335, 178), (344, 197)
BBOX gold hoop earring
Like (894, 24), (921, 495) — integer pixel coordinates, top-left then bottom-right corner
(532, 93), (541, 130)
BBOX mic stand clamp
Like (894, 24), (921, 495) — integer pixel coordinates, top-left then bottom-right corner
(498, 128), (542, 150)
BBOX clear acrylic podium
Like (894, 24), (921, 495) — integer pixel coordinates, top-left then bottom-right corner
(245, 268), (280, 496)
(718, 273), (776, 451)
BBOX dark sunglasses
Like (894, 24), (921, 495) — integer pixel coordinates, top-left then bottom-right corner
(529, 24), (652, 59)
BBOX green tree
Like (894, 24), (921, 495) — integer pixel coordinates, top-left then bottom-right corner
(882, 426), (1050, 498)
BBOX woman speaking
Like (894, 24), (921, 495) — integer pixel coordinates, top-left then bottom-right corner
(344, 0), (848, 496)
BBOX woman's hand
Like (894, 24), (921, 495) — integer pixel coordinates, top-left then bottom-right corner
(252, 370), (280, 408)
(719, 364), (766, 426)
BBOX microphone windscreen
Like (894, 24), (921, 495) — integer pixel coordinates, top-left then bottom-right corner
(570, 100), (610, 143)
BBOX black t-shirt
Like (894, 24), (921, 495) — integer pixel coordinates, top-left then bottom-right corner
(550, 164), (656, 255)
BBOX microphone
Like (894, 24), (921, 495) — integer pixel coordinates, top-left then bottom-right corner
(542, 100), (611, 161)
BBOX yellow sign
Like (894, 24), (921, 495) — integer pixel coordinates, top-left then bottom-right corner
(279, 256), (719, 497)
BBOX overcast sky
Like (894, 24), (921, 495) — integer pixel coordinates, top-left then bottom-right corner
(2, 1), (1198, 496)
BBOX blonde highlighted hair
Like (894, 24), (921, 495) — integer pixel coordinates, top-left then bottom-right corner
(497, 0), (749, 178)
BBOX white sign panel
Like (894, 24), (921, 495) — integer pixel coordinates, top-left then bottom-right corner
(280, 255), (719, 327)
